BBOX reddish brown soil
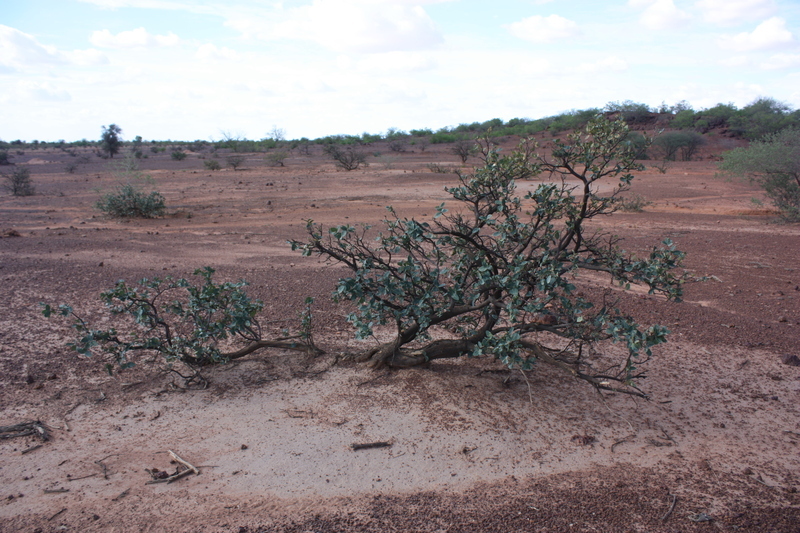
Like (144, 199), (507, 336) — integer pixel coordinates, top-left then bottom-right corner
(1, 139), (798, 532)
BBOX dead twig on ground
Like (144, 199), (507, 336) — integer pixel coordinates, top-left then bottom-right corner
(48, 508), (67, 521)
(21, 444), (42, 455)
(661, 493), (677, 521)
(351, 441), (392, 451)
(611, 435), (636, 453)
(145, 450), (200, 485)
(111, 488), (130, 501)
(44, 488), (69, 494)
(0, 420), (49, 441)
(67, 473), (97, 482)
(95, 453), (120, 480)
(519, 369), (534, 405)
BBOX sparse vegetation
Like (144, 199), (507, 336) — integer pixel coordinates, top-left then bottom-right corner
(720, 128), (800, 221)
(2, 167), (34, 196)
(324, 145), (367, 171)
(451, 139), (476, 163)
(204, 159), (222, 171)
(227, 154), (246, 170)
(0, 151), (10, 165)
(96, 183), (165, 218)
(619, 194), (651, 212)
(427, 162), (456, 174)
(171, 150), (187, 161)
(265, 151), (289, 167)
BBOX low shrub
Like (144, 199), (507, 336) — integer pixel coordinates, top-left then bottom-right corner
(96, 183), (165, 218)
(171, 150), (187, 161)
(618, 194), (651, 212)
(204, 159), (222, 171)
(226, 155), (246, 170)
(324, 145), (367, 171)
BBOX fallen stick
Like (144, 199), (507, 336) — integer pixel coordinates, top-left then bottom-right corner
(661, 493), (677, 521)
(112, 488), (130, 501)
(145, 450), (200, 484)
(48, 508), (67, 521)
(44, 488), (69, 494)
(351, 441), (392, 451)
(68, 473), (97, 482)
(169, 450), (199, 475)
(21, 444), (42, 455)
(111, 488), (130, 501)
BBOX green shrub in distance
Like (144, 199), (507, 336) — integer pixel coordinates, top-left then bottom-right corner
(171, 150), (187, 161)
(204, 159), (221, 171)
(97, 183), (165, 218)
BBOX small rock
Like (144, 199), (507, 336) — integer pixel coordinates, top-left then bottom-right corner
(241, 444), (248, 450)
(778, 316), (788, 323)
(780, 354), (800, 367)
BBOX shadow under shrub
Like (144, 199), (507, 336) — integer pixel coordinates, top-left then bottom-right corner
(97, 183), (165, 218)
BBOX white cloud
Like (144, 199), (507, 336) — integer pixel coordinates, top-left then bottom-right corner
(228, 0), (444, 53)
(65, 48), (110, 66)
(18, 81), (72, 102)
(196, 43), (240, 61)
(629, 0), (690, 31)
(90, 27), (181, 49)
(0, 25), (108, 70)
(761, 53), (800, 70)
(0, 25), (63, 68)
(719, 55), (751, 67)
(718, 17), (795, 52)
(506, 14), (579, 43)
(578, 56), (628, 73)
(695, 0), (777, 27)
(356, 51), (437, 73)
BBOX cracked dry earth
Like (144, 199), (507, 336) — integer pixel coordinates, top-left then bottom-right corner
(1, 140), (799, 532)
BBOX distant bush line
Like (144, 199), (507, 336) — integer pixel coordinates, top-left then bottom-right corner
(3, 97), (798, 151)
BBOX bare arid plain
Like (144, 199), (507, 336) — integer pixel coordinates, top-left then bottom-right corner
(1, 133), (799, 532)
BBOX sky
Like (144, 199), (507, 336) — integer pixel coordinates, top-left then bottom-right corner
(1, 0), (799, 142)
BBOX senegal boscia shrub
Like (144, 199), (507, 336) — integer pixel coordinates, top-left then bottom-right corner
(293, 116), (688, 397)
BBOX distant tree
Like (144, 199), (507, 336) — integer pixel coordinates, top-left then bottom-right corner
(101, 124), (123, 158)
(451, 139), (476, 163)
(2, 167), (34, 196)
(720, 128), (800, 221)
(324, 145), (367, 171)
(652, 132), (700, 161)
(268, 126), (286, 143)
(226, 154), (246, 170)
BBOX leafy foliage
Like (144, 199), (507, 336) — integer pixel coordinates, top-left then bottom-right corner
(96, 183), (165, 218)
(43, 268), (319, 380)
(293, 116), (687, 397)
(720, 128), (800, 221)
(171, 150), (187, 161)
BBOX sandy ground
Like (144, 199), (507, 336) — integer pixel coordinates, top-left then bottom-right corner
(1, 138), (799, 532)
